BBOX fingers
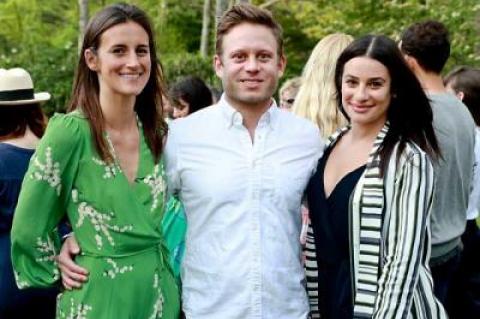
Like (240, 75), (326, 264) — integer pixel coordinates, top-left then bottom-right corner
(57, 235), (89, 290)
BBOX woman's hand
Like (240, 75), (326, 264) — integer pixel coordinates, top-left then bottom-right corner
(56, 235), (89, 290)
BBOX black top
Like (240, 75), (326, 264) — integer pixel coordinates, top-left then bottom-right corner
(306, 147), (366, 319)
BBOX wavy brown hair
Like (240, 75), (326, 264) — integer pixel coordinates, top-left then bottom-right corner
(68, 3), (167, 163)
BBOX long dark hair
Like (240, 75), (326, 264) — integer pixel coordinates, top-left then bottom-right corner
(170, 76), (213, 115)
(334, 35), (440, 175)
(68, 3), (167, 163)
(0, 104), (46, 140)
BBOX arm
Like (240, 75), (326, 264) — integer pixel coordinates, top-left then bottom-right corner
(10, 114), (82, 288)
(373, 151), (434, 318)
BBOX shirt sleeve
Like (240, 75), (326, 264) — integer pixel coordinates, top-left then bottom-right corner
(11, 114), (82, 288)
(373, 151), (434, 318)
(467, 129), (480, 220)
(164, 121), (181, 196)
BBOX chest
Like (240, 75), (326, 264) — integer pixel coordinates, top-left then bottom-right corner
(108, 131), (140, 183)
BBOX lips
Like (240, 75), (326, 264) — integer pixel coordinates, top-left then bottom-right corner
(119, 73), (143, 79)
(350, 103), (373, 113)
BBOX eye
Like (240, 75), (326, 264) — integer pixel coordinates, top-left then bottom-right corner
(136, 47), (150, 56)
(258, 53), (271, 62)
(112, 47), (125, 55)
(344, 78), (357, 87)
(369, 80), (384, 89)
(232, 53), (246, 62)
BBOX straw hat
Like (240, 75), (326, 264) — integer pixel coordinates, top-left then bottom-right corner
(0, 68), (50, 105)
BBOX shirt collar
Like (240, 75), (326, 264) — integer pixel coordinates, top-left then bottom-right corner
(218, 93), (279, 130)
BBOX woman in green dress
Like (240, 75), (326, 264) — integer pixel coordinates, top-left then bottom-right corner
(11, 3), (180, 318)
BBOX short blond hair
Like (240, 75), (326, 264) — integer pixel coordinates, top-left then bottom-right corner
(292, 33), (353, 138)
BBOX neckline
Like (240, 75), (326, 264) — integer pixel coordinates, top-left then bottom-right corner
(104, 115), (143, 186)
(320, 146), (366, 200)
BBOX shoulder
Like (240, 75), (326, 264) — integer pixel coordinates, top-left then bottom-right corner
(276, 109), (322, 145)
(168, 105), (219, 133)
(395, 142), (432, 171)
(42, 111), (88, 149)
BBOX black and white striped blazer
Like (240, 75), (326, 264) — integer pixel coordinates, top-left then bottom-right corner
(305, 123), (448, 319)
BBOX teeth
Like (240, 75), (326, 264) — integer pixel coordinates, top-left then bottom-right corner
(120, 74), (141, 79)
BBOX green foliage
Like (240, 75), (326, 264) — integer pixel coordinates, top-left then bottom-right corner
(1, 0), (479, 115)
(281, 0), (480, 72)
(162, 52), (220, 88)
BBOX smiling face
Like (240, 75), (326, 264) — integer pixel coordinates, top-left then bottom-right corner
(214, 23), (286, 111)
(341, 56), (392, 130)
(85, 21), (151, 100)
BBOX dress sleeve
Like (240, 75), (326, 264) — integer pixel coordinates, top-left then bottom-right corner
(373, 151), (434, 318)
(11, 114), (82, 288)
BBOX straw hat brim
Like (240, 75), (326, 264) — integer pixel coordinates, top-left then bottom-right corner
(0, 92), (51, 105)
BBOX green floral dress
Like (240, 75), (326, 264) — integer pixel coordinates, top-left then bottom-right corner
(11, 111), (180, 319)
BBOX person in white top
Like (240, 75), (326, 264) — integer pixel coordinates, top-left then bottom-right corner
(57, 3), (324, 319)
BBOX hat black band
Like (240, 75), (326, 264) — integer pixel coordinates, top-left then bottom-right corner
(0, 88), (34, 101)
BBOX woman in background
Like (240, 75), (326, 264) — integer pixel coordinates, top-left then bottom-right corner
(0, 68), (57, 319)
(170, 75), (213, 119)
(292, 33), (353, 138)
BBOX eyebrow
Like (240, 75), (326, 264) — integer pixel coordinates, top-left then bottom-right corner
(344, 74), (386, 81)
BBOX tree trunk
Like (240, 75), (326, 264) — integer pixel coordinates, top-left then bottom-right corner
(200, 0), (212, 57)
(78, 0), (89, 54)
(215, 0), (230, 28)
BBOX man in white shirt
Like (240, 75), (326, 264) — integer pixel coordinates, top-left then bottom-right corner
(58, 4), (323, 318)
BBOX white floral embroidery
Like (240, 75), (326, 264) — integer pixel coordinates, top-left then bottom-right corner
(34, 236), (60, 280)
(14, 271), (30, 288)
(72, 189), (79, 203)
(143, 164), (166, 212)
(92, 156), (119, 179)
(76, 202), (133, 250)
(58, 298), (92, 319)
(30, 147), (61, 195)
(102, 258), (134, 279)
(149, 273), (164, 319)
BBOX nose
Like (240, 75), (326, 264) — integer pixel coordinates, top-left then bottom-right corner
(245, 56), (259, 72)
(126, 51), (141, 68)
(353, 84), (368, 101)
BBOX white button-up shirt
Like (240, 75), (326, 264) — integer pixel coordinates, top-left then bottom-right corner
(165, 96), (323, 319)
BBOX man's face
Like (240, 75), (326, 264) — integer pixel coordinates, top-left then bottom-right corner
(214, 23), (286, 110)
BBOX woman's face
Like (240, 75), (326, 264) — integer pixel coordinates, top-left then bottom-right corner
(341, 56), (392, 130)
(85, 21), (151, 99)
(172, 98), (190, 119)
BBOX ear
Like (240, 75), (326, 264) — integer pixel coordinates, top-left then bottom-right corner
(277, 54), (287, 78)
(214, 54), (223, 78)
(456, 91), (465, 101)
(84, 48), (99, 71)
(403, 54), (418, 72)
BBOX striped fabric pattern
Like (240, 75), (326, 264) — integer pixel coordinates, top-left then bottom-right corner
(306, 123), (448, 319)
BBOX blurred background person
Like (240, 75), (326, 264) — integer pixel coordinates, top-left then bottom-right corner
(170, 75), (213, 119)
(0, 68), (57, 319)
(444, 65), (480, 318)
(292, 33), (353, 139)
(278, 76), (301, 111)
(400, 21), (476, 313)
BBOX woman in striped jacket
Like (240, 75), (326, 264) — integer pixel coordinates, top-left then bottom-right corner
(305, 35), (448, 319)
